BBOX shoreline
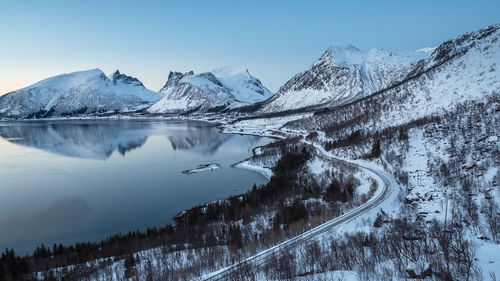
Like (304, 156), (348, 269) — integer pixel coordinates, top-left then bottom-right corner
(0, 117), (274, 255)
(232, 159), (273, 180)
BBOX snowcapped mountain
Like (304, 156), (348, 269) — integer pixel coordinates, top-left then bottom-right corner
(159, 71), (195, 92)
(0, 69), (164, 118)
(212, 66), (273, 103)
(224, 24), (500, 281)
(148, 66), (273, 114)
(284, 23), (500, 135)
(257, 45), (429, 113)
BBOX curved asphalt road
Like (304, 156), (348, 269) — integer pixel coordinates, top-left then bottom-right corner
(203, 141), (399, 281)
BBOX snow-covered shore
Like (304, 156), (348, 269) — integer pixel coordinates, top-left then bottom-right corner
(182, 163), (222, 174)
(233, 160), (272, 179)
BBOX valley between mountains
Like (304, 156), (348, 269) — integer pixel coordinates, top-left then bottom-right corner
(0, 24), (498, 281)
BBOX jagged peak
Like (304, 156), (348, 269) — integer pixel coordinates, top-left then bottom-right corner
(110, 69), (121, 78)
(315, 45), (365, 67)
(110, 70), (144, 87)
(160, 71), (195, 92)
(161, 66), (259, 93)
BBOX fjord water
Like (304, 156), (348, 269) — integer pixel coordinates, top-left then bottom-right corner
(0, 120), (271, 254)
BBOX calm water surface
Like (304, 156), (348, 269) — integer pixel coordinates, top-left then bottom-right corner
(0, 120), (271, 253)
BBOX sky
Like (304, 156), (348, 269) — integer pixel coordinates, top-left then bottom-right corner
(0, 0), (498, 95)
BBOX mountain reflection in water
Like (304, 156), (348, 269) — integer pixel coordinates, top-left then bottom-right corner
(0, 120), (239, 159)
(0, 119), (271, 254)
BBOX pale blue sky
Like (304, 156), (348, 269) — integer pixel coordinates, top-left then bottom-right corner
(0, 0), (498, 94)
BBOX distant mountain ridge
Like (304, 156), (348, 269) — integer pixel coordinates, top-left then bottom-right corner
(148, 66), (273, 114)
(1, 24), (497, 119)
(255, 45), (430, 113)
(0, 69), (164, 118)
(283, 23), (500, 134)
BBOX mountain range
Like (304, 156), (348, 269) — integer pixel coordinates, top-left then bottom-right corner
(0, 22), (498, 281)
(0, 24), (498, 120)
(148, 66), (273, 114)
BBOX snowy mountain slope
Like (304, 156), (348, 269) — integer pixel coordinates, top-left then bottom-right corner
(257, 45), (429, 113)
(20, 24), (500, 281)
(224, 24), (500, 280)
(0, 69), (164, 118)
(158, 71), (195, 93)
(212, 66), (273, 103)
(284, 24), (500, 136)
(148, 66), (272, 114)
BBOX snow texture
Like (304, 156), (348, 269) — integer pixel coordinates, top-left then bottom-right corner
(148, 66), (272, 114)
(259, 45), (429, 113)
(0, 69), (164, 118)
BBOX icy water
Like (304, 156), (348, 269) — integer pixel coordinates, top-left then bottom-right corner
(0, 120), (271, 254)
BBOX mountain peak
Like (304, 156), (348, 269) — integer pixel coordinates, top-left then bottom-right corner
(160, 71), (195, 92)
(317, 45), (365, 67)
(212, 66), (250, 79)
(150, 66), (272, 114)
(110, 69), (121, 77)
(0, 68), (163, 118)
(211, 66), (273, 102)
(261, 45), (430, 113)
(110, 70), (144, 87)
(22, 68), (107, 90)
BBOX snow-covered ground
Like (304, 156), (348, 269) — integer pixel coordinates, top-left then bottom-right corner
(234, 160), (272, 179)
(182, 163), (222, 174)
(222, 112), (313, 137)
(20, 23), (500, 281)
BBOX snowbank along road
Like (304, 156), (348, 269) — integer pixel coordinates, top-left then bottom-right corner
(202, 141), (401, 280)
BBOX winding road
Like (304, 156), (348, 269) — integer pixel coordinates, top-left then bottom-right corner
(203, 141), (400, 280)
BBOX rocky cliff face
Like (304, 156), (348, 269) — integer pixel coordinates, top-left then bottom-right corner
(110, 70), (145, 87)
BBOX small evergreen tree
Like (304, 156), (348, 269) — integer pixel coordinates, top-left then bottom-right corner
(124, 254), (136, 279)
(370, 139), (381, 158)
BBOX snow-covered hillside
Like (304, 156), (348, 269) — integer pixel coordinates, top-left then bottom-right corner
(0, 69), (164, 118)
(284, 24), (500, 136)
(221, 24), (500, 280)
(258, 45), (429, 113)
(3, 22), (499, 281)
(148, 66), (272, 114)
